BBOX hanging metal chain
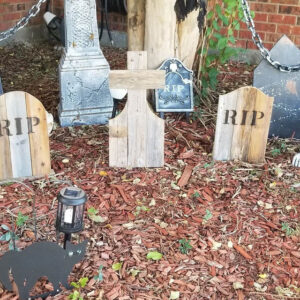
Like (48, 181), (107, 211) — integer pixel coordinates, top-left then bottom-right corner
(241, 0), (300, 72)
(0, 0), (47, 42)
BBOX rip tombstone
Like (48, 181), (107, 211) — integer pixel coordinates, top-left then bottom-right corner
(0, 91), (51, 180)
(155, 58), (193, 118)
(254, 35), (300, 139)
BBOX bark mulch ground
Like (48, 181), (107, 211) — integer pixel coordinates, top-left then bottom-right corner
(0, 42), (300, 300)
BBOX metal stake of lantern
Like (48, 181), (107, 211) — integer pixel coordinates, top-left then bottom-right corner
(56, 187), (87, 249)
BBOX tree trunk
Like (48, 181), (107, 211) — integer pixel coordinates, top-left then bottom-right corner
(177, 8), (200, 70)
(145, 0), (177, 70)
(127, 0), (145, 51)
(128, 0), (200, 70)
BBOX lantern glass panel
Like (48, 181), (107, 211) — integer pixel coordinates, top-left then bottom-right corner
(64, 205), (74, 224)
(74, 204), (84, 228)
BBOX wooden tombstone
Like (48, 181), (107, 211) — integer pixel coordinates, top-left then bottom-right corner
(109, 51), (165, 168)
(0, 91), (51, 180)
(213, 87), (274, 163)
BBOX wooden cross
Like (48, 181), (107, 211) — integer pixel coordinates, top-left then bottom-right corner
(109, 51), (165, 168)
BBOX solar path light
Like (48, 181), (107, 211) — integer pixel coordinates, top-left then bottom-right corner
(56, 187), (87, 249)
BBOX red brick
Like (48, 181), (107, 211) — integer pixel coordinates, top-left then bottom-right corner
(265, 32), (285, 43)
(279, 5), (300, 14)
(270, 0), (299, 4)
(250, 3), (278, 13)
(277, 24), (292, 34)
(254, 12), (268, 22)
(268, 14), (296, 25)
(255, 22), (277, 32)
(291, 26), (300, 35)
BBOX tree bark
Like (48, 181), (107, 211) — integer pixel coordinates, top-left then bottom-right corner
(177, 8), (200, 70)
(144, 0), (177, 70)
(143, 0), (200, 70)
(127, 0), (146, 51)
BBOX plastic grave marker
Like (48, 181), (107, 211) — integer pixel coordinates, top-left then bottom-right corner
(213, 87), (274, 163)
(0, 91), (51, 180)
(254, 35), (300, 139)
(109, 51), (165, 168)
(59, 0), (112, 126)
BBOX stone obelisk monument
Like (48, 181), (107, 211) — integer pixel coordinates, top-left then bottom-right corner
(59, 0), (113, 126)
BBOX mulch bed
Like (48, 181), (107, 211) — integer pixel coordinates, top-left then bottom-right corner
(0, 42), (300, 300)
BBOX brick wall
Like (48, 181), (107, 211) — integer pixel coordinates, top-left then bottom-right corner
(0, 1), (46, 32)
(0, 0), (300, 50)
(0, 0), (126, 34)
(237, 0), (300, 49)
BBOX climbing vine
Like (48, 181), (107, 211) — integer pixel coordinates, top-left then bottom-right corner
(196, 0), (253, 97)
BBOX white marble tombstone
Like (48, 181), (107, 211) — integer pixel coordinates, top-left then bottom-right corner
(59, 0), (113, 126)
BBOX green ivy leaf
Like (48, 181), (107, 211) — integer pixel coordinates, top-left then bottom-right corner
(206, 11), (214, 20)
(203, 209), (213, 221)
(217, 37), (228, 50)
(16, 212), (29, 227)
(70, 282), (80, 289)
(78, 277), (88, 288)
(87, 207), (98, 215)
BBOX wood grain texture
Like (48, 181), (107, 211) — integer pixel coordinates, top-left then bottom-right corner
(144, 0), (177, 69)
(109, 104), (128, 168)
(109, 51), (164, 168)
(248, 89), (274, 163)
(177, 8), (200, 70)
(213, 92), (237, 161)
(26, 93), (51, 177)
(6, 91), (32, 178)
(109, 70), (165, 89)
(127, 0), (145, 51)
(231, 87), (256, 161)
(0, 94), (13, 180)
(213, 87), (273, 163)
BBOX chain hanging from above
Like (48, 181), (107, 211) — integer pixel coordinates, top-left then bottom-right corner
(0, 0), (47, 42)
(241, 0), (300, 72)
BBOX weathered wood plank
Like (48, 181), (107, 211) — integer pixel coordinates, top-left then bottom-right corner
(213, 92), (237, 161)
(6, 91), (33, 178)
(127, 89), (147, 167)
(0, 94), (13, 180)
(127, 52), (147, 167)
(26, 93), (51, 177)
(145, 101), (164, 167)
(109, 51), (165, 168)
(231, 87), (256, 161)
(213, 87), (274, 164)
(109, 70), (165, 89)
(109, 104), (128, 168)
(127, 0), (145, 51)
(248, 89), (274, 163)
(144, 0), (177, 69)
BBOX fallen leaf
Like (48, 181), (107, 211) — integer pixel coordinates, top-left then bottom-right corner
(147, 251), (163, 261)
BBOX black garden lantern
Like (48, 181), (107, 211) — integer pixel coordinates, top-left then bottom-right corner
(56, 187), (87, 248)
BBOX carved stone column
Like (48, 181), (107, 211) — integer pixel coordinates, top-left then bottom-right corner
(59, 0), (113, 126)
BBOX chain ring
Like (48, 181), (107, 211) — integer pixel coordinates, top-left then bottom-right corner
(241, 0), (300, 72)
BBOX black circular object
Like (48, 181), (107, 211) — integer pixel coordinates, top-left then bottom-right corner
(58, 187), (87, 206)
